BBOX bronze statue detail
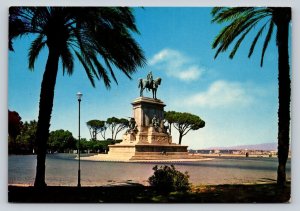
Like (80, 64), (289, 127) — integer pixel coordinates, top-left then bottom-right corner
(151, 115), (160, 131)
(138, 72), (161, 99)
(126, 117), (138, 134)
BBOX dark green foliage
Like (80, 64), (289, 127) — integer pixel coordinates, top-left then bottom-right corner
(211, 7), (290, 67)
(8, 110), (23, 154)
(86, 119), (106, 140)
(164, 111), (205, 144)
(8, 110), (23, 144)
(106, 117), (129, 140)
(9, 7), (146, 87)
(211, 7), (272, 66)
(10, 120), (37, 154)
(48, 130), (76, 153)
(79, 139), (118, 153)
(148, 165), (190, 193)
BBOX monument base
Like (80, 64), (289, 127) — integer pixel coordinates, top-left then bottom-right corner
(104, 97), (191, 161)
(107, 143), (189, 160)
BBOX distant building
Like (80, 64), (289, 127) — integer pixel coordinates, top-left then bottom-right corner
(189, 148), (279, 157)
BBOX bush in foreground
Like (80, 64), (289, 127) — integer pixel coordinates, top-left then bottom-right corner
(148, 165), (190, 193)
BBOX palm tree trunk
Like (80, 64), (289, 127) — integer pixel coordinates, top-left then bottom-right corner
(34, 47), (60, 188)
(276, 19), (290, 187)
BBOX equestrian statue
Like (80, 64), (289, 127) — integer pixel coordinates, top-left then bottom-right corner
(138, 71), (162, 99)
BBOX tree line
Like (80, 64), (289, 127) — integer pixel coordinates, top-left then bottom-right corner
(9, 110), (205, 155)
(8, 119), (121, 155)
(86, 117), (129, 141)
(8, 111), (122, 154)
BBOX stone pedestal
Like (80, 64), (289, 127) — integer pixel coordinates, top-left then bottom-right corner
(108, 97), (188, 160)
(132, 97), (165, 128)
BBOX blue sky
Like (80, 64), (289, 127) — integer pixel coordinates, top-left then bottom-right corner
(8, 7), (285, 149)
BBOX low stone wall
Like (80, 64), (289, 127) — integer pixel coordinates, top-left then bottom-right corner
(135, 144), (188, 152)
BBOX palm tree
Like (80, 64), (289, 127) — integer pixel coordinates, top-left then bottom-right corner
(211, 7), (291, 186)
(9, 7), (146, 188)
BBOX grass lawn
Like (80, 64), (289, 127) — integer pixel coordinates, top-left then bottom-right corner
(8, 182), (290, 203)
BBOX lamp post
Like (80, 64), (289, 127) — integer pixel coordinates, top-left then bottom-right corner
(76, 92), (82, 187)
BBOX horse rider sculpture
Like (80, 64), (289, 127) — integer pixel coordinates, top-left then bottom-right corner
(138, 71), (162, 99)
(147, 71), (153, 91)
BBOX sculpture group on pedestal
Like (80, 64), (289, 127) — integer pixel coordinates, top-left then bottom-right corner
(126, 117), (138, 134)
(151, 115), (169, 134)
(151, 115), (159, 130)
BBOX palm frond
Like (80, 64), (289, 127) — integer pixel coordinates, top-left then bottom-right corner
(95, 7), (139, 33)
(75, 51), (95, 87)
(229, 27), (253, 59)
(86, 24), (145, 83)
(90, 55), (111, 88)
(9, 8), (30, 51)
(211, 7), (223, 16)
(11, 7), (145, 90)
(9, 17), (24, 51)
(72, 27), (100, 80)
(104, 33), (145, 72)
(31, 7), (49, 33)
(212, 24), (231, 49)
(28, 34), (46, 70)
(212, 8), (271, 59)
(260, 21), (274, 67)
(104, 57), (118, 85)
(61, 44), (74, 75)
(212, 7), (254, 23)
(248, 21), (269, 58)
(91, 24), (146, 78)
(213, 15), (263, 58)
(81, 50), (100, 80)
(9, 7), (46, 51)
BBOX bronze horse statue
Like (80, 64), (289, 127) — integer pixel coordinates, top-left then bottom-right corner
(138, 77), (161, 99)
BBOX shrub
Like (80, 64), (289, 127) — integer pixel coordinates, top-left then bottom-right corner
(148, 165), (190, 193)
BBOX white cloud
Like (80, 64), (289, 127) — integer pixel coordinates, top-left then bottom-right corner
(149, 48), (204, 82)
(149, 49), (179, 65)
(184, 80), (254, 108)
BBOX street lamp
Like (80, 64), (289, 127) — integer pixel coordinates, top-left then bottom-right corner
(76, 92), (82, 187)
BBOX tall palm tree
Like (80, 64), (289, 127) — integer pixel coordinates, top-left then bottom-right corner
(9, 7), (146, 188)
(211, 7), (291, 186)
